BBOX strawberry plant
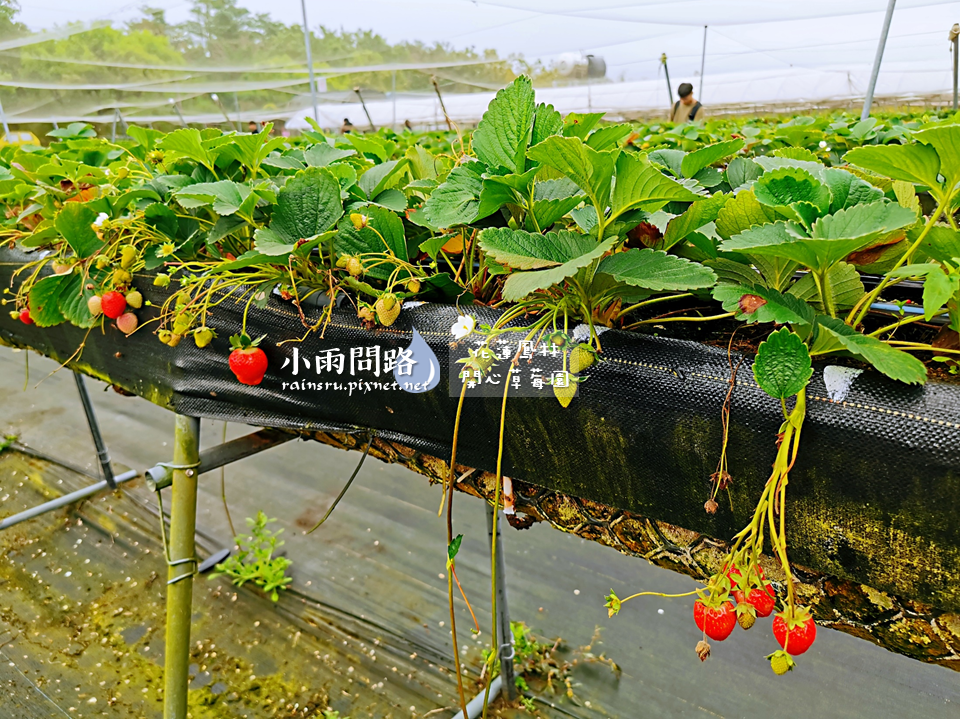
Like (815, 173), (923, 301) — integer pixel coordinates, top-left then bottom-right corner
(3, 81), (960, 702)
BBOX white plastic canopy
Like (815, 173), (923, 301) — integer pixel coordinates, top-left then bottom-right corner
(5, 0), (960, 125)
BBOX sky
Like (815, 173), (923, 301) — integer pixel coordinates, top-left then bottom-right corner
(14, 0), (960, 84)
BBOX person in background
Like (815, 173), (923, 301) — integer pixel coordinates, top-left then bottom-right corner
(671, 83), (704, 124)
(341, 118), (354, 134)
(247, 120), (259, 132)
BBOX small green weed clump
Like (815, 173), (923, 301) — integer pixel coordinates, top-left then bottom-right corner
(211, 511), (292, 601)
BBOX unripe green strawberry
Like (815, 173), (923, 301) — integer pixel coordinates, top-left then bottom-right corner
(736, 603), (756, 630)
(112, 269), (132, 286)
(173, 313), (194, 334)
(768, 650), (795, 676)
(194, 327), (214, 348)
(168, 333), (183, 347)
(345, 257), (363, 277)
(8, 310), (18, 320)
(153, 274), (171, 288)
(406, 278), (421, 293)
(374, 294), (400, 326)
(120, 245), (137, 269)
(87, 295), (102, 316)
(95, 256), (110, 270)
(569, 344), (596, 374)
(125, 290), (142, 309)
(158, 330), (173, 345)
(553, 372), (577, 408)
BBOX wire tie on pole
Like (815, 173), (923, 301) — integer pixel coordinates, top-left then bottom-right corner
(499, 642), (515, 661)
(156, 485), (199, 585)
(155, 460), (201, 477)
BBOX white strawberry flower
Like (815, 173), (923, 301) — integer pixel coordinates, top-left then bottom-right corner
(451, 314), (475, 339)
(93, 212), (109, 227)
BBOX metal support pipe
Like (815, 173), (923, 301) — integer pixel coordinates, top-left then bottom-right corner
(951, 24), (959, 111)
(0, 94), (9, 137)
(486, 503), (517, 701)
(355, 87), (376, 132)
(660, 53), (673, 112)
(145, 427), (295, 491)
(861, 0), (897, 120)
(431, 76), (453, 131)
(233, 93), (242, 132)
(73, 372), (116, 489)
(300, 0), (319, 123)
(0, 470), (139, 531)
(0, 428), (294, 532)
(169, 98), (187, 127)
(700, 25), (708, 96)
(163, 415), (200, 719)
(391, 70), (397, 129)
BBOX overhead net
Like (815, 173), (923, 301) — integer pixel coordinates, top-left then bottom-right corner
(1, 0), (958, 129)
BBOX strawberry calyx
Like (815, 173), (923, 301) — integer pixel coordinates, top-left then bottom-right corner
(229, 333), (264, 351)
(775, 605), (813, 630)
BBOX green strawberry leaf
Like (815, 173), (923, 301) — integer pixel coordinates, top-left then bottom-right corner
(843, 142), (941, 190)
(527, 135), (617, 217)
(55, 203), (104, 259)
(422, 162), (489, 229)
(823, 168), (885, 212)
(725, 157), (763, 189)
(660, 194), (730, 250)
(27, 274), (67, 327)
(264, 166), (343, 246)
(597, 249), (717, 291)
(586, 123), (633, 151)
(753, 328), (813, 400)
(610, 151), (700, 222)
(472, 75), (535, 174)
(713, 283), (815, 325)
(359, 159), (408, 199)
(531, 102), (563, 147)
(479, 227), (596, 269)
(58, 271), (100, 328)
(714, 189), (779, 240)
(303, 143), (356, 167)
(478, 228), (617, 301)
(817, 326), (927, 384)
(720, 201), (916, 272)
(334, 205), (407, 279)
(753, 167), (831, 213)
(680, 139), (744, 179)
(158, 128), (214, 171)
(174, 180), (252, 216)
(787, 262), (865, 312)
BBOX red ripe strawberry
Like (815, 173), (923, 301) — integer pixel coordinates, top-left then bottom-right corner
(694, 600), (737, 641)
(773, 608), (817, 655)
(733, 584), (776, 618)
(100, 291), (127, 319)
(228, 333), (267, 386)
(19, 308), (34, 325)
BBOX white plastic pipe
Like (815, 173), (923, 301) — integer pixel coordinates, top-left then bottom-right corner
(451, 676), (502, 719)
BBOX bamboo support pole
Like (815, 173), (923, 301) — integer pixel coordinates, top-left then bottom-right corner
(163, 415), (201, 719)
